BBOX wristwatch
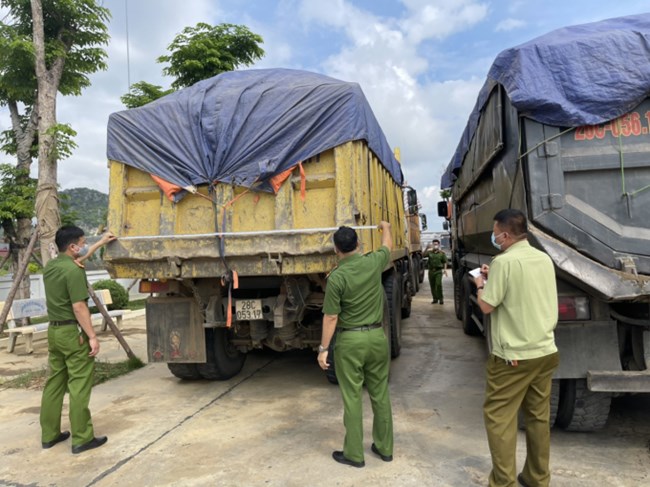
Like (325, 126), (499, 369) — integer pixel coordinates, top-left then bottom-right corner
(318, 344), (328, 353)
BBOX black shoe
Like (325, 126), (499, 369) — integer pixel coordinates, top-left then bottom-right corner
(332, 450), (365, 468)
(431, 300), (437, 304)
(371, 443), (393, 462)
(517, 473), (531, 487)
(72, 436), (107, 454)
(439, 300), (444, 305)
(42, 431), (70, 449)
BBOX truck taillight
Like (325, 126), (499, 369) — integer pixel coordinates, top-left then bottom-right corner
(558, 296), (590, 321)
(139, 280), (170, 294)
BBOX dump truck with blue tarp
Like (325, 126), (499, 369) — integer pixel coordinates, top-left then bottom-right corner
(105, 68), (422, 381)
(440, 14), (650, 431)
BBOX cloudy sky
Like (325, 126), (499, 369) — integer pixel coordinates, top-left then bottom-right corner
(8, 0), (650, 230)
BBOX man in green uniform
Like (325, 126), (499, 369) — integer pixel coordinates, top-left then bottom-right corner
(317, 221), (394, 468)
(40, 225), (115, 454)
(426, 239), (447, 304)
(474, 209), (559, 487)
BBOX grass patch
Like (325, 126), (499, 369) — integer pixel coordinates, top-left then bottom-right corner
(126, 298), (146, 311)
(0, 356), (145, 390)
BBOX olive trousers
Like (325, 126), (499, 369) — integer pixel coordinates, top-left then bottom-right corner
(334, 327), (393, 462)
(428, 270), (443, 302)
(484, 352), (560, 487)
(40, 325), (96, 447)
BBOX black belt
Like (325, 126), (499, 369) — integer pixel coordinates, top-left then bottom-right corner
(339, 323), (381, 332)
(50, 320), (78, 326)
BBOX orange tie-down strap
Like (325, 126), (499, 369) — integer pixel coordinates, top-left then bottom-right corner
(151, 174), (183, 202)
(221, 270), (239, 328)
(269, 162), (306, 200)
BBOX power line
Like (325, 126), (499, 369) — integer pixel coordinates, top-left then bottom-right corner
(125, 0), (131, 90)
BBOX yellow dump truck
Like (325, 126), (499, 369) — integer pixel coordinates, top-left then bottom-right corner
(105, 69), (422, 380)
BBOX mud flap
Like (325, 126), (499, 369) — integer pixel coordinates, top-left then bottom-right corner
(146, 297), (207, 363)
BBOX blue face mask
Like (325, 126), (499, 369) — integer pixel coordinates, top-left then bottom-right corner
(491, 232), (505, 251)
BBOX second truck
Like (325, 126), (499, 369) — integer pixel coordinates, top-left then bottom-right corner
(440, 15), (650, 431)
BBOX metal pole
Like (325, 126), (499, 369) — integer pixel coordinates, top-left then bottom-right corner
(0, 227), (39, 333)
(117, 225), (381, 241)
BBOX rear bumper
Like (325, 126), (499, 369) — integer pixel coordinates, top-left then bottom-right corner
(587, 370), (650, 393)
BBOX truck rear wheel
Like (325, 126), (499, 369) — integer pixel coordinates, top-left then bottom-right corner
(197, 328), (247, 380)
(167, 363), (202, 380)
(460, 275), (481, 336)
(453, 268), (463, 320)
(383, 271), (402, 358)
(555, 379), (611, 431)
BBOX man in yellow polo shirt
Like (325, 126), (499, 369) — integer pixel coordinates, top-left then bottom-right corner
(474, 209), (559, 487)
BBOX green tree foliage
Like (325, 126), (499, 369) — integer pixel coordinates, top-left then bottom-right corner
(0, 163), (36, 221)
(120, 81), (174, 109)
(160, 23), (265, 90)
(121, 22), (265, 108)
(0, 0), (110, 103)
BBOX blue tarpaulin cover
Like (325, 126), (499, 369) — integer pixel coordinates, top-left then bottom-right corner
(107, 68), (402, 197)
(441, 14), (650, 188)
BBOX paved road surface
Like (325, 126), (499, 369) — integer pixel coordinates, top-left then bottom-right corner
(1, 277), (649, 486)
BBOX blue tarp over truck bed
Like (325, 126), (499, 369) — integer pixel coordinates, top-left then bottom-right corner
(107, 68), (402, 198)
(442, 14), (650, 189)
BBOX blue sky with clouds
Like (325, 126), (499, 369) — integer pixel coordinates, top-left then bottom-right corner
(13, 0), (649, 230)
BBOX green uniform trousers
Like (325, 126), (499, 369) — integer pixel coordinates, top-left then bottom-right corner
(334, 327), (393, 463)
(428, 270), (443, 302)
(484, 352), (560, 487)
(40, 324), (95, 447)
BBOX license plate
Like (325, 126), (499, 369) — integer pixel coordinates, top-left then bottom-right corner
(235, 299), (263, 321)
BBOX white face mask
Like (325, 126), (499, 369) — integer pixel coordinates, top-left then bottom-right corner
(73, 242), (89, 257)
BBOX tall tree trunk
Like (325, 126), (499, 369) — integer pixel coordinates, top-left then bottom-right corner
(31, 0), (64, 265)
(8, 98), (39, 300)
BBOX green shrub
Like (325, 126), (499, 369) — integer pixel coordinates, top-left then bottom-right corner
(92, 279), (129, 310)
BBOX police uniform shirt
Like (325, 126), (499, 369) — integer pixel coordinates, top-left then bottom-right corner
(43, 254), (89, 321)
(323, 246), (390, 328)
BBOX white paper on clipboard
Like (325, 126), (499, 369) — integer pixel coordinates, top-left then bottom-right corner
(469, 267), (483, 278)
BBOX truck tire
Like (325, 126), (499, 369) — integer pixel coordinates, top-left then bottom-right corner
(383, 271), (402, 358)
(413, 255), (420, 292)
(167, 363), (202, 380)
(517, 378), (560, 429)
(409, 256), (418, 295)
(401, 272), (413, 319)
(197, 328), (247, 380)
(453, 268), (463, 320)
(555, 379), (611, 431)
(460, 275), (481, 336)
(325, 334), (338, 385)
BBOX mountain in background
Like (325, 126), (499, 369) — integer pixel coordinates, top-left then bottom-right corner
(61, 187), (108, 234)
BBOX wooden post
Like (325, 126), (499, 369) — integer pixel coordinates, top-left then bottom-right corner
(87, 285), (136, 360)
(0, 227), (39, 333)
